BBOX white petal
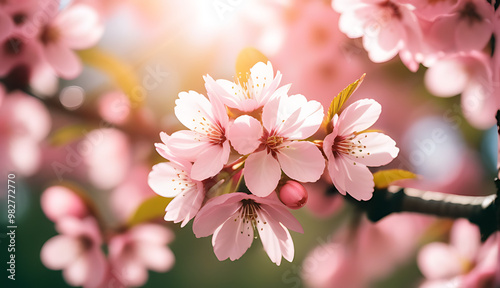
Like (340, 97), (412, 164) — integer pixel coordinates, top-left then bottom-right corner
(148, 163), (192, 198)
(345, 132), (399, 167)
(174, 91), (216, 132)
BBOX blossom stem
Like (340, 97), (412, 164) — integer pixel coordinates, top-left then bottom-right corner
(345, 185), (499, 241)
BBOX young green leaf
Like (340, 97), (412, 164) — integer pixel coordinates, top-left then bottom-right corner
(373, 169), (417, 189)
(323, 74), (366, 130)
(127, 196), (172, 227)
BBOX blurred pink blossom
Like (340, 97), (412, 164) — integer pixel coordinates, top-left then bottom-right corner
(0, 85), (51, 176)
(425, 0), (494, 56)
(41, 185), (88, 222)
(230, 93), (324, 197)
(323, 99), (399, 200)
(41, 217), (107, 288)
(406, 0), (459, 21)
(303, 214), (432, 288)
(166, 91), (230, 181)
(98, 91), (131, 125)
(37, 3), (104, 79)
(108, 224), (175, 287)
(193, 192), (303, 265)
(303, 177), (344, 218)
(333, 0), (425, 71)
(424, 51), (498, 129)
(418, 219), (498, 288)
(149, 132), (205, 227)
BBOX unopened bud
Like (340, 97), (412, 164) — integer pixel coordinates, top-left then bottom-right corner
(279, 181), (308, 209)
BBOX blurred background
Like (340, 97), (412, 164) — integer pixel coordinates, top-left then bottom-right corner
(0, 0), (498, 287)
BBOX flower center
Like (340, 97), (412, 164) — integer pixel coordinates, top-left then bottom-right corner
(12, 13), (27, 26)
(237, 199), (266, 237)
(332, 134), (369, 159)
(379, 1), (402, 20)
(233, 72), (267, 100)
(78, 235), (94, 251)
(459, 2), (483, 25)
(3, 38), (23, 55)
(40, 25), (60, 45)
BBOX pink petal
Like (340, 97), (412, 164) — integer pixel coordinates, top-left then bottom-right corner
(167, 130), (208, 162)
(278, 95), (324, 139)
(0, 11), (13, 42)
(136, 242), (175, 271)
(148, 162), (189, 198)
(129, 223), (175, 245)
(417, 242), (463, 280)
(204, 75), (242, 110)
(165, 182), (204, 227)
(212, 216), (254, 261)
(346, 132), (399, 167)
(455, 1), (494, 52)
(56, 4), (104, 49)
(114, 258), (148, 287)
(82, 248), (107, 288)
(62, 254), (89, 287)
(256, 209), (294, 265)
(450, 219), (481, 261)
(461, 76), (497, 129)
(41, 235), (82, 270)
(260, 201), (304, 233)
(244, 150), (282, 197)
(41, 185), (88, 221)
(250, 61), (280, 106)
(190, 141), (230, 181)
(363, 21), (402, 63)
(174, 91), (217, 132)
(192, 193), (244, 237)
(276, 141), (325, 182)
(43, 43), (82, 79)
(424, 56), (469, 97)
(337, 99), (381, 136)
(328, 156), (374, 201)
(227, 115), (263, 155)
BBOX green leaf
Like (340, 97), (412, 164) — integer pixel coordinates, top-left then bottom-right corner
(127, 196), (172, 227)
(235, 47), (268, 83)
(373, 169), (417, 189)
(323, 74), (366, 129)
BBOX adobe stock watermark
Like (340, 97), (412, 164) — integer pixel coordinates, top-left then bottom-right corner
(212, 0), (245, 21)
(51, 64), (168, 181)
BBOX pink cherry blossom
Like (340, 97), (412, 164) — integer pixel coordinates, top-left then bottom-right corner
(323, 99), (399, 200)
(193, 192), (303, 265)
(425, 0), (494, 55)
(37, 3), (104, 79)
(333, 0), (425, 71)
(41, 185), (88, 222)
(227, 93), (325, 197)
(41, 217), (107, 288)
(0, 86), (51, 177)
(166, 91), (230, 181)
(149, 132), (205, 227)
(204, 61), (290, 112)
(406, 0), (459, 21)
(108, 224), (175, 287)
(417, 219), (498, 287)
(424, 51), (498, 129)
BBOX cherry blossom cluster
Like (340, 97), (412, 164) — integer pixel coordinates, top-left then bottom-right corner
(40, 185), (175, 287)
(333, 0), (500, 128)
(0, 0), (103, 88)
(148, 61), (399, 265)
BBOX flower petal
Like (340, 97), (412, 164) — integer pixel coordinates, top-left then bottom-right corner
(278, 95), (324, 139)
(56, 4), (104, 49)
(43, 43), (82, 79)
(256, 209), (294, 265)
(192, 193), (245, 237)
(450, 219), (481, 262)
(244, 150), (282, 197)
(328, 156), (374, 201)
(346, 132), (399, 167)
(164, 182), (204, 227)
(41, 235), (82, 270)
(417, 242), (463, 280)
(167, 130), (209, 162)
(227, 115), (263, 155)
(136, 242), (175, 272)
(260, 201), (304, 233)
(148, 162), (190, 198)
(212, 215), (254, 261)
(276, 141), (325, 183)
(337, 99), (381, 136)
(190, 141), (230, 181)
(174, 91), (216, 132)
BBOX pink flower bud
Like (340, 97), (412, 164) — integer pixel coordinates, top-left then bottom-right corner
(279, 181), (308, 209)
(41, 186), (88, 222)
